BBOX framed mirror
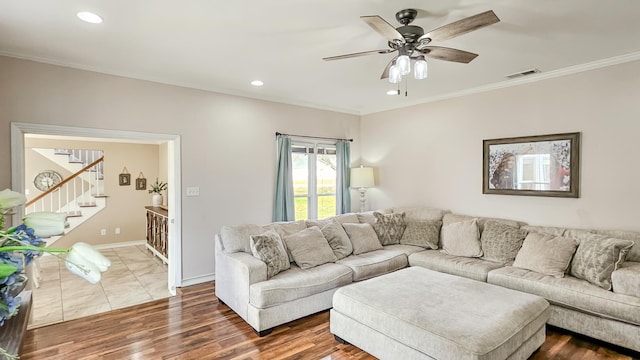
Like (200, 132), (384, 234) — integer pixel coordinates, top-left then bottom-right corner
(483, 132), (580, 198)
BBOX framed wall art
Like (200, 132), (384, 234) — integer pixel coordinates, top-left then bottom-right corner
(483, 132), (580, 198)
(119, 167), (131, 186)
(136, 173), (147, 190)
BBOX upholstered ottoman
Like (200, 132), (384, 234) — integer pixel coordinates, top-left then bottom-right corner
(330, 267), (550, 360)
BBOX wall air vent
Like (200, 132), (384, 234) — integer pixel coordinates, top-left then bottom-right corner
(505, 68), (541, 79)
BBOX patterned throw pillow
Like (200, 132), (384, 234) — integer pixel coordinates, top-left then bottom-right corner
(373, 212), (407, 245)
(400, 220), (442, 249)
(480, 221), (528, 264)
(342, 223), (383, 255)
(512, 232), (578, 278)
(250, 231), (290, 278)
(321, 221), (353, 260)
(440, 219), (482, 257)
(570, 234), (634, 290)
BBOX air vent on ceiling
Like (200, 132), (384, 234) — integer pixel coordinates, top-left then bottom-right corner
(505, 68), (541, 79)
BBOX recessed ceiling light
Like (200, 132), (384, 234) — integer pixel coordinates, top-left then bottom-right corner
(251, 80), (264, 87)
(77, 11), (103, 24)
(386, 90), (399, 95)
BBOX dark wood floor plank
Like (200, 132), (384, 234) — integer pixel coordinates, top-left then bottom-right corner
(20, 282), (639, 360)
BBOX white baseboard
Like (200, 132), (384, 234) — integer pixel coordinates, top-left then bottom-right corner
(94, 240), (146, 250)
(180, 273), (215, 287)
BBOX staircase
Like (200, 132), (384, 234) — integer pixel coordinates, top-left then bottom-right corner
(26, 148), (106, 246)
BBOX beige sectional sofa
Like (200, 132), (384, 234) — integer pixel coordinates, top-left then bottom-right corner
(214, 207), (640, 353)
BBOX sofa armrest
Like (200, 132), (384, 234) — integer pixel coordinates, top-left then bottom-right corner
(215, 234), (267, 321)
(611, 261), (640, 298)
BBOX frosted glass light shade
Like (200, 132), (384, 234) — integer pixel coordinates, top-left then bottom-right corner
(351, 167), (375, 188)
(397, 55), (410, 75)
(388, 65), (401, 84)
(414, 59), (428, 79)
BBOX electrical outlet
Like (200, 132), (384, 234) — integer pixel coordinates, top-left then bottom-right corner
(115, 227), (121, 235)
(100, 229), (106, 236)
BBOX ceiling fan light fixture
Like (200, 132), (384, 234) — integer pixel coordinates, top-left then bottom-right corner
(414, 58), (428, 80)
(397, 55), (411, 75)
(388, 65), (402, 84)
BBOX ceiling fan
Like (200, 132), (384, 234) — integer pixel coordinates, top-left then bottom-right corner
(323, 9), (500, 82)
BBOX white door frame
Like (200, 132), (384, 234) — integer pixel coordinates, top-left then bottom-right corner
(11, 122), (182, 294)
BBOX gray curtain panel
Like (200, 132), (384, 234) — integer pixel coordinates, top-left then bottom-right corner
(273, 135), (295, 221)
(336, 139), (351, 214)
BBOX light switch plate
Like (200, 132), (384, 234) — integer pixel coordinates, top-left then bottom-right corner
(186, 187), (200, 196)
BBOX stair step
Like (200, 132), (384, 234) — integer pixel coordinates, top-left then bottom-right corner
(66, 211), (83, 218)
(78, 203), (97, 208)
(92, 194), (108, 198)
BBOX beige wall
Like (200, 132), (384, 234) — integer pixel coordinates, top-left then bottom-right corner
(361, 59), (640, 231)
(24, 138), (160, 248)
(0, 56), (361, 282)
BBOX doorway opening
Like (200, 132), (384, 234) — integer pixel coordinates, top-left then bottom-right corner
(11, 122), (182, 323)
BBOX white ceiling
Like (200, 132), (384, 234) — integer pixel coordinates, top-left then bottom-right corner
(1, 1), (640, 115)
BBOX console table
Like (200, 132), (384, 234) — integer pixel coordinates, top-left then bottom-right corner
(145, 206), (168, 263)
(0, 290), (32, 358)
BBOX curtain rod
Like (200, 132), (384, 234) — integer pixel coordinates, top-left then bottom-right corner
(275, 132), (353, 142)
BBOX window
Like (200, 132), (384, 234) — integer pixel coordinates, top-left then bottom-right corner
(291, 143), (337, 221)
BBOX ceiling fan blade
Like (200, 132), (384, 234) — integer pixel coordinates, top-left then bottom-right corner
(380, 55), (399, 79)
(361, 15), (406, 44)
(418, 46), (478, 63)
(418, 10), (499, 43)
(323, 49), (393, 61)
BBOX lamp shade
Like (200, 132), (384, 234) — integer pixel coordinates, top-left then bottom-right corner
(351, 167), (374, 188)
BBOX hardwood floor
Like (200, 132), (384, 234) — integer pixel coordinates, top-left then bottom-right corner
(22, 282), (639, 360)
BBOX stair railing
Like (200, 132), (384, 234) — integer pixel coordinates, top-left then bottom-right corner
(25, 156), (105, 215)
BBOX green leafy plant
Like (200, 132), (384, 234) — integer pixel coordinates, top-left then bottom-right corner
(148, 178), (167, 194)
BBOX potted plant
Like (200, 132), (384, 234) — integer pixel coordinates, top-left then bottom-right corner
(148, 178), (167, 207)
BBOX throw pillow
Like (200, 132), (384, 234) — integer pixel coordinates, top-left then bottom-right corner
(480, 221), (528, 264)
(321, 221), (353, 260)
(250, 230), (290, 278)
(342, 223), (383, 255)
(570, 234), (634, 290)
(512, 232), (578, 277)
(221, 224), (264, 253)
(400, 220), (442, 249)
(373, 211), (407, 245)
(283, 227), (337, 269)
(440, 219), (482, 257)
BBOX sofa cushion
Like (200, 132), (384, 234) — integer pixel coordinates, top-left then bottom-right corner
(480, 221), (528, 264)
(321, 221), (353, 260)
(250, 231), (290, 278)
(283, 226), (337, 269)
(383, 244), (426, 256)
(440, 218), (482, 257)
(611, 262), (640, 298)
(512, 232), (578, 278)
(400, 220), (441, 249)
(594, 229), (640, 263)
(569, 234), (634, 290)
(249, 263), (353, 308)
(391, 206), (448, 221)
(443, 213), (521, 233)
(342, 223), (383, 255)
(520, 225), (566, 237)
(488, 266), (640, 326)
(373, 211), (406, 246)
(306, 213), (359, 228)
(409, 250), (504, 282)
(220, 223), (264, 253)
(336, 249), (407, 281)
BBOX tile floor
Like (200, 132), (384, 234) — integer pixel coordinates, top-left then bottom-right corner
(28, 244), (172, 329)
